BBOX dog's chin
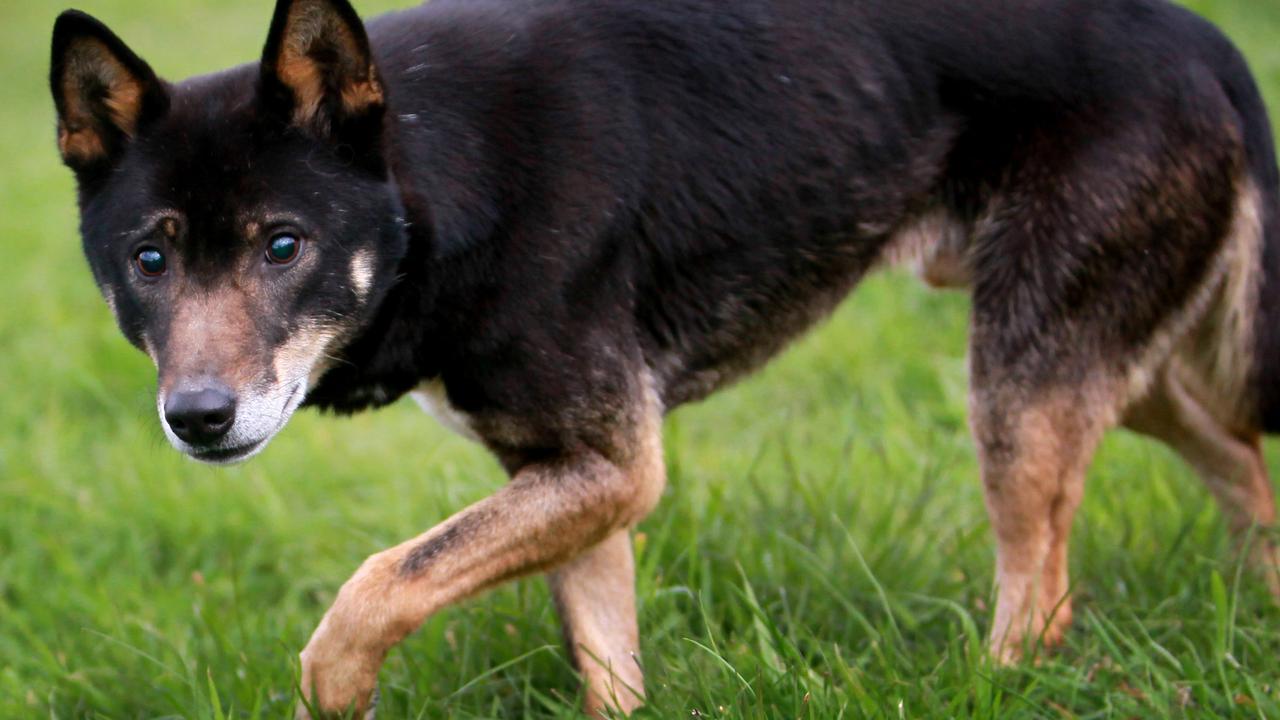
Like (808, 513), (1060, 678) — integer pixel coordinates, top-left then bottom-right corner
(185, 438), (271, 466)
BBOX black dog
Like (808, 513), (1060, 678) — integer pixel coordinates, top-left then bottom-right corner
(51, 0), (1280, 715)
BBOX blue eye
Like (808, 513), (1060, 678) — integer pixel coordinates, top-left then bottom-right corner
(135, 247), (166, 276)
(267, 233), (302, 264)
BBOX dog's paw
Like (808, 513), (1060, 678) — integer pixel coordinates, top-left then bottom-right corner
(294, 688), (377, 720)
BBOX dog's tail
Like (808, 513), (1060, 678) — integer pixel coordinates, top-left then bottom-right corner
(1211, 35), (1280, 431)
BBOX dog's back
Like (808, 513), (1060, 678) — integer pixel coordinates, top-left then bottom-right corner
(335, 0), (1278, 423)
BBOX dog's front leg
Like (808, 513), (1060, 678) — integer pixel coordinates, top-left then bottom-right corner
(296, 441), (665, 718)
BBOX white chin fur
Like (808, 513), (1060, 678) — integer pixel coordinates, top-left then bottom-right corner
(157, 379), (308, 465)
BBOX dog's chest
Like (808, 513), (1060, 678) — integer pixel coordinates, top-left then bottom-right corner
(411, 379), (481, 442)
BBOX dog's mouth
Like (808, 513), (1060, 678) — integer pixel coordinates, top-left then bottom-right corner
(161, 381), (306, 465)
(189, 439), (268, 465)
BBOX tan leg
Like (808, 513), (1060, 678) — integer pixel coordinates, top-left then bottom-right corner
(1037, 458), (1083, 646)
(973, 385), (1108, 663)
(296, 416), (665, 718)
(549, 529), (645, 716)
(1124, 369), (1279, 594)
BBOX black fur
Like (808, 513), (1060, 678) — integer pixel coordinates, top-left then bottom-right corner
(51, 0), (1280, 708)
(50, 0), (1280, 448)
(52, 0), (1280, 455)
(300, 0), (1280, 435)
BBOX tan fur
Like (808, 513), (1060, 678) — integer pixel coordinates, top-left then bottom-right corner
(162, 289), (261, 392)
(103, 78), (143, 136)
(58, 126), (107, 165)
(100, 283), (119, 322)
(975, 175), (1269, 662)
(164, 285), (341, 398)
(277, 54), (326, 128)
(141, 333), (158, 368)
(548, 529), (646, 715)
(273, 322), (338, 391)
(297, 379), (667, 718)
(57, 38), (145, 164)
(410, 379), (480, 442)
(349, 248), (375, 301)
(1125, 365), (1280, 594)
(877, 208), (971, 288)
(973, 382), (1115, 662)
(1173, 179), (1263, 428)
(1111, 178), (1261, 421)
(277, 0), (383, 128)
(340, 79), (384, 117)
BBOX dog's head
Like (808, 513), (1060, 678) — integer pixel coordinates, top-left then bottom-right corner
(51, 0), (407, 464)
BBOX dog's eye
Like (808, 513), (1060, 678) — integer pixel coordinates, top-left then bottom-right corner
(135, 247), (166, 277)
(267, 233), (302, 265)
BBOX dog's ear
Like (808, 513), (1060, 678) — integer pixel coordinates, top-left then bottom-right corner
(260, 0), (384, 137)
(50, 11), (168, 173)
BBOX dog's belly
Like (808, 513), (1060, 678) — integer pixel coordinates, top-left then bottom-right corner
(411, 379), (481, 442)
(877, 209), (972, 290)
(641, 249), (872, 408)
(644, 208), (973, 408)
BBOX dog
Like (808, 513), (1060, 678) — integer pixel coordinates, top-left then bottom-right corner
(50, 0), (1280, 715)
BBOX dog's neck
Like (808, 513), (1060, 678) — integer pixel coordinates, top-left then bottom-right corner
(301, 108), (508, 414)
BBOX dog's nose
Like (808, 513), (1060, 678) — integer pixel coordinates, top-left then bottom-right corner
(164, 385), (237, 445)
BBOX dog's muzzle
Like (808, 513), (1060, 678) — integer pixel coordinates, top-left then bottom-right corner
(158, 378), (306, 465)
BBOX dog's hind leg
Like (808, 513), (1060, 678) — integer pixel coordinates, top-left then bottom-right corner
(1124, 367), (1279, 594)
(970, 373), (1113, 663)
(963, 86), (1247, 660)
(548, 529), (646, 715)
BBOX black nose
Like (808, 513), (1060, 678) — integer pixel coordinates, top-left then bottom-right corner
(164, 385), (237, 445)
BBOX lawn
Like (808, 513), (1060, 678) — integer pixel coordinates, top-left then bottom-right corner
(3, 0), (1280, 717)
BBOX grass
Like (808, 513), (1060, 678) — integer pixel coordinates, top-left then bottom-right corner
(3, 0), (1280, 717)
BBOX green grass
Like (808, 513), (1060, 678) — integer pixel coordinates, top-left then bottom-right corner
(3, 0), (1280, 717)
